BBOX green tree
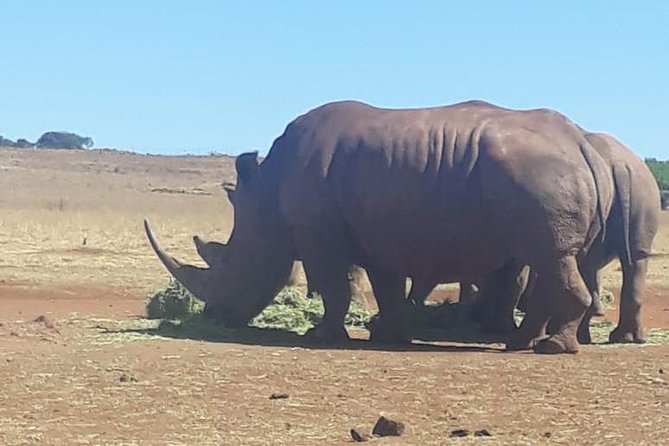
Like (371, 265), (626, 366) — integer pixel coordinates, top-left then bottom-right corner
(646, 159), (669, 190)
(15, 138), (34, 148)
(36, 131), (94, 149)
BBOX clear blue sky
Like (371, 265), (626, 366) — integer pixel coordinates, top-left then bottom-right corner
(1, 1), (667, 158)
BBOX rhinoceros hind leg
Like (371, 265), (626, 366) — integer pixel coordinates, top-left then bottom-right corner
(507, 276), (550, 351)
(576, 315), (593, 345)
(608, 328), (645, 344)
(534, 332), (580, 354)
(532, 256), (590, 354)
(549, 313), (592, 345)
(609, 258), (648, 344)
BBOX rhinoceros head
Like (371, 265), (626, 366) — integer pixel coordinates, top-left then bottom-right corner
(144, 152), (294, 326)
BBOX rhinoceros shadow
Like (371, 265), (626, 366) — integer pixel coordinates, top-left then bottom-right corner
(111, 306), (509, 353)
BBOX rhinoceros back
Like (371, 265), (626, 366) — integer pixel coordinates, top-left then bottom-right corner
(261, 100), (603, 280)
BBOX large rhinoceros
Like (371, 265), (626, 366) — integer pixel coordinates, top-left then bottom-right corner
(145, 100), (614, 354)
(436, 131), (660, 344)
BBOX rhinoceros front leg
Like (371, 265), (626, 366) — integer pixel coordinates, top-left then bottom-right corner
(301, 264), (352, 343)
(366, 268), (413, 344)
(294, 231), (352, 344)
(609, 258), (648, 343)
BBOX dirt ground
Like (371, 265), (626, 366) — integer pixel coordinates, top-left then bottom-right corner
(0, 147), (667, 445)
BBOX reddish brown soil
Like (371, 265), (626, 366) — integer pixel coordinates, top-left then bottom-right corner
(1, 282), (667, 445)
(0, 281), (146, 319)
(602, 286), (669, 330)
(425, 285), (669, 331)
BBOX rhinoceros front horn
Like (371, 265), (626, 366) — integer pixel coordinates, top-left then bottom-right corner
(143, 219), (210, 300)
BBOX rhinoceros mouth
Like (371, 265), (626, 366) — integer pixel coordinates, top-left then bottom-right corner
(145, 219), (292, 327)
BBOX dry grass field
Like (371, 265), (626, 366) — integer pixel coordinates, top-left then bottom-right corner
(0, 147), (667, 445)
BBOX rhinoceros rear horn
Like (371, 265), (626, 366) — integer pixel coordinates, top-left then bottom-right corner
(143, 219), (210, 300)
(192, 235), (227, 267)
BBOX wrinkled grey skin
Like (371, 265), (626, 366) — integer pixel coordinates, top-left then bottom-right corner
(145, 99), (614, 354)
(193, 235), (303, 286)
(193, 235), (371, 305)
(410, 132), (660, 345)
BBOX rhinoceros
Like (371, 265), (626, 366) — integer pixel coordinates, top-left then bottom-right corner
(145, 99), (614, 354)
(571, 132), (660, 343)
(426, 131), (660, 344)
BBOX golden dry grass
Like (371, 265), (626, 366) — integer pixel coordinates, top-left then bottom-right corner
(0, 147), (237, 290)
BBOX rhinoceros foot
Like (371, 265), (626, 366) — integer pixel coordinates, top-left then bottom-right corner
(608, 326), (645, 344)
(476, 314), (517, 338)
(504, 337), (538, 352)
(534, 333), (579, 354)
(368, 317), (412, 344)
(505, 328), (545, 351)
(576, 321), (592, 345)
(303, 323), (350, 344)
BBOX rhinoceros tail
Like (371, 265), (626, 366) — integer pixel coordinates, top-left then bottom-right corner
(612, 164), (633, 266)
(578, 140), (611, 253)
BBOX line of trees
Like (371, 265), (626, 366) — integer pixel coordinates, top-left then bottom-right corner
(646, 159), (669, 190)
(0, 131), (94, 150)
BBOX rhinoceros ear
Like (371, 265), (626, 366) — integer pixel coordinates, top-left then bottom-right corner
(222, 182), (236, 204)
(236, 151), (259, 186)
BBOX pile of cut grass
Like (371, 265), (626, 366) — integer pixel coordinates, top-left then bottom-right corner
(146, 281), (372, 334)
(146, 280), (205, 320)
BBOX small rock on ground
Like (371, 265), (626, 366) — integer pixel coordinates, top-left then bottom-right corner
(350, 429), (371, 442)
(372, 416), (405, 437)
(450, 429), (470, 437)
(119, 373), (137, 383)
(33, 315), (57, 330)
